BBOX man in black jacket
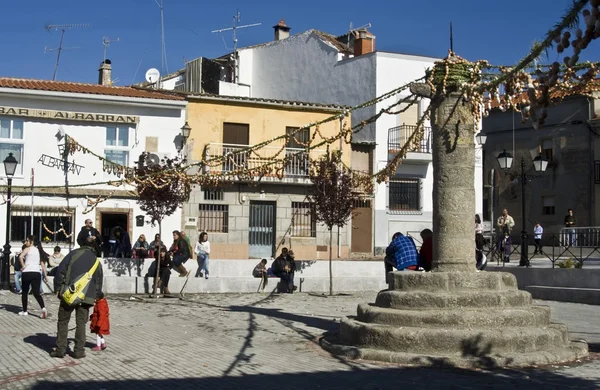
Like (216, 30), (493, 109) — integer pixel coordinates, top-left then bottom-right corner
(50, 241), (103, 359)
(76, 219), (103, 257)
(271, 248), (297, 293)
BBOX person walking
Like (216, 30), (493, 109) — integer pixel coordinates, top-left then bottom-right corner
(17, 236), (49, 318)
(90, 292), (110, 352)
(11, 244), (26, 294)
(533, 221), (544, 255)
(194, 232), (211, 279)
(51, 240), (103, 359)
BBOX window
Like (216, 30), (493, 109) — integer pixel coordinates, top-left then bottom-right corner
(285, 127), (309, 176)
(389, 178), (420, 212)
(0, 118), (24, 175)
(291, 202), (316, 237)
(351, 144), (373, 175)
(204, 189), (224, 201)
(11, 208), (73, 243)
(105, 126), (130, 166)
(542, 196), (555, 215)
(222, 123), (250, 172)
(542, 139), (553, 162)
(198, 204), (228, 233)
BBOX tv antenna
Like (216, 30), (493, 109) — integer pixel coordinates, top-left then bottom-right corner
(102, 36), (120, 62)
(155, 0), (169, 75)
(211, 10), (261, 83)
(346, 22), (371, 50)
(45, 23), (90, 81)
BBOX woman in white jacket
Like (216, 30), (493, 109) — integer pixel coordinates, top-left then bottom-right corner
(194, 232), (211, 279)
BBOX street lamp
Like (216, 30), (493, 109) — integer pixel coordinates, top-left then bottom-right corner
(496, 150), (548, 267)
(1, 152), (18, 290)
(179, 122), (191, 151)
(476, 132), (487, 145)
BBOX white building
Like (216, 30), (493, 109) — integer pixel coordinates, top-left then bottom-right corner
(0, 62), (187, 258)
(152, 21), (483, 255)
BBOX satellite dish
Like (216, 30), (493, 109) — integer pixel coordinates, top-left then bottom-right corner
(146, 153), (161, 166)
(145, 68), (160, 84)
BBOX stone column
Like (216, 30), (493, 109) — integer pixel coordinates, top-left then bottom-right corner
(429, 92), (476, 272)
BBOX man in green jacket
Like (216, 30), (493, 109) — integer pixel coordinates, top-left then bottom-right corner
(50, 241), (103, 359)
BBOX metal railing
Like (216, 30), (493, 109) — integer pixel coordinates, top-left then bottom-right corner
(406, 230), (600, 268)
(204, 143), (326, 178)
(388, 125), (432, 154)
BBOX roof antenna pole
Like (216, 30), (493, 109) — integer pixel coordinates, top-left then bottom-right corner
(44, 23), (90, 80)
(155, 0), (168, 75)
(450, 22), (454, 53)
(103, 36), (120, 62)
(53, 29), (66, 81)
(212, 10), (261, 84)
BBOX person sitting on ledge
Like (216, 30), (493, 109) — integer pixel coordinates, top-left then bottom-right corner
(253, 259), (269, 291)
(271, 248), (297, 293)
(384, 232), (419, 279)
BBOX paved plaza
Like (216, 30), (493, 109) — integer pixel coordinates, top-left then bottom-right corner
(0, 289), (599, 389)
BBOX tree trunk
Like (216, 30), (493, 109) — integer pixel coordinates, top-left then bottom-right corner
(153, 220), (162, 298)
(429, 92), (476, 272)
(329, 228), (333, 296)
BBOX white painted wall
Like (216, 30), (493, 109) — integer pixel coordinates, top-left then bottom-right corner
(219, 81), (250, 97)
(0, 90), (187, 252)
(247, 30), (378, 136)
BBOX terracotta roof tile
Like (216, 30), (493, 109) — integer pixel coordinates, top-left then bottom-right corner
(0, 77), (185, 101)
(187, 93), (350, 111)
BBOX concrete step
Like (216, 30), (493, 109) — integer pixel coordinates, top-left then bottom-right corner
(356, 304), (552, 328)
(525, 285), (600, 305)
(340, 318), (571, 355)
(389, 271), (518, 292)
(321, 337), (588, 368)
(375, 289), (532, 310)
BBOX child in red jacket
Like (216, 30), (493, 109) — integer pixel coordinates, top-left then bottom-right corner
(90, 292), (110, 351)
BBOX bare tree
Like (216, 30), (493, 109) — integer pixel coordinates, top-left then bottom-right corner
(133, 152), (192, 298)
(309, 149), (360, 295)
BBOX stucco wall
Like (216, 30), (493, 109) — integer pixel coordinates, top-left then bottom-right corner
(0, 92), (186, 251)
(186, 99), (351, 166)
(246, 31), (377, 143)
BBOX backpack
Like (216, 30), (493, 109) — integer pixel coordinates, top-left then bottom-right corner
(60, 251), (101, 306)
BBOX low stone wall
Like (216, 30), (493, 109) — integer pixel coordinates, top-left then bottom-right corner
(488, 268), (600, 305)
(488, 268), (600, 289)
(47, 259), (387, 295)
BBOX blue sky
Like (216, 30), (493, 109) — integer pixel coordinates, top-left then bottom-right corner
(1, 0), (598, 85)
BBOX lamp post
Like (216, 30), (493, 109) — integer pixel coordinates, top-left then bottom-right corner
(179, 122), (191, 152)
(496, 149), (547, 267)
(1, 152), (18, 290)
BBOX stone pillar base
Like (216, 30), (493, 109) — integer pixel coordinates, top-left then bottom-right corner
(321, 271), (588, 368)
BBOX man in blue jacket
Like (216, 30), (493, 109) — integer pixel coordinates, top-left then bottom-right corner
(50, 240), (103, 359)
(384, 232), (419, 279)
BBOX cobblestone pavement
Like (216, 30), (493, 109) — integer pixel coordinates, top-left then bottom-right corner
(0, 289), (599, 389)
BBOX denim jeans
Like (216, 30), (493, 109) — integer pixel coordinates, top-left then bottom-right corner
(14, 270), (22, 292)
(199, 254), (209, 275)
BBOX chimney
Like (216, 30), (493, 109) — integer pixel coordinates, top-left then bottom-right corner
(98, 59), (112, 86)
(273, 19), (291, 41)
(353, 29), (375, 56)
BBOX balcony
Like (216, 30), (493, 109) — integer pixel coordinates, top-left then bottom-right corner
(204, 143), (327, 183)
(388, 125), (432, 162)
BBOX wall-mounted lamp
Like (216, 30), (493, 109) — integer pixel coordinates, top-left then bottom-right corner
(475, 132), (487, 145)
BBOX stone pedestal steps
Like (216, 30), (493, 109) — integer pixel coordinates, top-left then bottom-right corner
(321, 271), (588, 368)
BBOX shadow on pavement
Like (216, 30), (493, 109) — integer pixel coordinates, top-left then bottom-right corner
(29, 365), (599, 390)
(0, 303), (23, 314)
